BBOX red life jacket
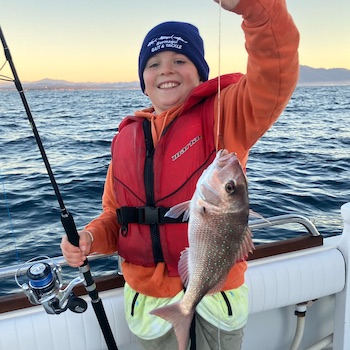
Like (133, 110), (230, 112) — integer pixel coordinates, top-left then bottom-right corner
(112, 74), (243, 277)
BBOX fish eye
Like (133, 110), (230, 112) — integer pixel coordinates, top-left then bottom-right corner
(225, 180), (236, 194)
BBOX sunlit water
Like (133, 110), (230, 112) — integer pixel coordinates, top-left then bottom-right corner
(1, 85), (349, 295)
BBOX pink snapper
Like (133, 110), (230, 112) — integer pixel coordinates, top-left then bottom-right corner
(150, 149), (254, 350)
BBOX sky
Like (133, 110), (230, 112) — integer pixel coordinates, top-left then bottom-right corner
(1, 0), (349, 83)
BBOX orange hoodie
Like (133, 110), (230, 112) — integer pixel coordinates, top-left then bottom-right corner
(86, 0), (299, 298)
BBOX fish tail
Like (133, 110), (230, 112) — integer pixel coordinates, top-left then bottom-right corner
(150, 302), (194, 350)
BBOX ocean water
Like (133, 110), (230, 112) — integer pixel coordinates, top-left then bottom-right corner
(0, 85), (349, 295)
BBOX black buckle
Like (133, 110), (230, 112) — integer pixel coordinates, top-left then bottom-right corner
(137, 207), (160, 225)
(117, 206), (187, 226)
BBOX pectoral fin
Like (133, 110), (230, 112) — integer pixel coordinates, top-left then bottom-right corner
(165, 201), (191, 222)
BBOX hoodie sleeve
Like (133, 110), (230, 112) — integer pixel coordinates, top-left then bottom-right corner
(216, 0), (300, 167)
(85, 162), (120, 254)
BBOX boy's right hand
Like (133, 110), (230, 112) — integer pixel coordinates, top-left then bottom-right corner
(60, 230), (93, 267)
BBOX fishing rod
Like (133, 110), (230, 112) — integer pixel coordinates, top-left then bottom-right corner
(0, 26), (118, 350)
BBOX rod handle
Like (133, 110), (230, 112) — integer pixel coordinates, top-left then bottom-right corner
(61, 212), (80, 247)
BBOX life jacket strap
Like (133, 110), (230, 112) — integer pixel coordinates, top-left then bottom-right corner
(117, 206), (187, 225)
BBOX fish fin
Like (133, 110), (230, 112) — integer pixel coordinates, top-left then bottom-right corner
(165, 201), (191, 222)
(249, 209), (270, 223)
(150, 303), (194, 350)
(236, 227), (255, 262)
(178, 248), (190, 287)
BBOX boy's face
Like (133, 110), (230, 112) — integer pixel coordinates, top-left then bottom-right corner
(143, 50), (201, 114)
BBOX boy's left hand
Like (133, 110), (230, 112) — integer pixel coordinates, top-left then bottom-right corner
(213, 0), (240, 11)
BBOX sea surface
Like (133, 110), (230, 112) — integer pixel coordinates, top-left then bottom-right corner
(0, 85), (349, 296)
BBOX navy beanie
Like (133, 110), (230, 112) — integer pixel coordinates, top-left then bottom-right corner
(138, 21), (209, 92)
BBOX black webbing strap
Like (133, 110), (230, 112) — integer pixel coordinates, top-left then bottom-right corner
(150, 223), (163, 263)
(143, 119), (164, 263)
(182, 286), (196, 349)
(117, 206), (187, 226)
(190, 315), (196, 350)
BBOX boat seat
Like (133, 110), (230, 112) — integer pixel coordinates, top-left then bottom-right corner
(246, 246), (345, 314)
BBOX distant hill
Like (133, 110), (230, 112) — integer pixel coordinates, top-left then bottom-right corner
(298, 65), (350, 86)
(0, 78), (140, 91)
(20, 78), (140, 90)
(1, 66), (350, 90)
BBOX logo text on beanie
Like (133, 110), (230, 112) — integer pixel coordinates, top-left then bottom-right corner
(147, 35), (188, 53)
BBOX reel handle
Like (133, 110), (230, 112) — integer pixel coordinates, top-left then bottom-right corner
(68, 295), (88, 313)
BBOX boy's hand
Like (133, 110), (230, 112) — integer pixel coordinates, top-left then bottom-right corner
(214, 0), (240, 11)
(60, 230), (93, 267)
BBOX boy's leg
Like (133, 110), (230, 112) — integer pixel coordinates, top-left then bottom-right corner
(195, 313), (244, 350)
(135, 313), (244, 350)
(135, 328), (186, 350)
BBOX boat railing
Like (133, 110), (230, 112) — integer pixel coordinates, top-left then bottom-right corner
(248, 213), (323, 260)
(0, 213), (322, 280)
(0, 253), (115, 280)
(0, 213), (327, 314)
(249, 213), (321, 236)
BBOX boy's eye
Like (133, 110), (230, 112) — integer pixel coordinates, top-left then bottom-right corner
(174, 59), (185, 64)
(148, 62), (159, 68)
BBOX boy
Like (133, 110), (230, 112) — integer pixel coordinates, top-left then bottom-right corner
(61, 0), (299, 348)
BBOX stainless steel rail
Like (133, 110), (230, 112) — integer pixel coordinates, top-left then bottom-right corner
(249, 214), (321, 236)
(0, 214), (320, 280)
(0, 254), (115, 280)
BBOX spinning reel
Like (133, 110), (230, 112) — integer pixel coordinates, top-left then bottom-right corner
(15, 256), (87, 315)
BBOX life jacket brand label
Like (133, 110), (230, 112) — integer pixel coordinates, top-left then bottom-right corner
(171, 135), (202, 161)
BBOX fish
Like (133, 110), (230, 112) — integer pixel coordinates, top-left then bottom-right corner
(150, 149), (254, 350)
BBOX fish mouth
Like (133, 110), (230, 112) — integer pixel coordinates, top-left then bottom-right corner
(217, 149), (239, 167)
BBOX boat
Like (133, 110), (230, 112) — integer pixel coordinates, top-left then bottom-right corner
(0, 203), (349, 350)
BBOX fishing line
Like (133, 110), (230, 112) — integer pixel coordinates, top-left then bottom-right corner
(0, 169), (20, 263)
(0, 58), (20, 263)
(216, 0), (222, 151)
(217, 3), (223, 349)
(0, 59), (9, 74)
(0, 58), (14, 82)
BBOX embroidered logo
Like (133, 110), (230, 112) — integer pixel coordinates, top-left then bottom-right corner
(172, 136), (202, 161)
(147, 35), (188, 53)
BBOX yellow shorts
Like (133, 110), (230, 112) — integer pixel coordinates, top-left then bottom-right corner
(124, 282), (249, 340)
